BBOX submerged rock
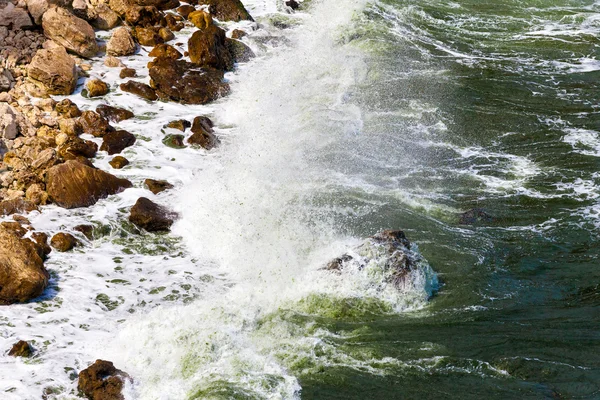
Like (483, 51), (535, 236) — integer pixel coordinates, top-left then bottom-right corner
(188, 115), (219, 149)
(8, 340), (33, 357)
(46, 160), (132, 209)
(326, 230), (438, 295)
(120, 80), (158, 101)
(129, 197), (176, 232)
(0, 224), (49, 305)
(78, 360), (130, 400)
(50, 232), (78, 252)
(458, 208), (494, 225)
(144, 178), (173, 194)
(166, 119), (190, 131)
(96, 105), (134, 123)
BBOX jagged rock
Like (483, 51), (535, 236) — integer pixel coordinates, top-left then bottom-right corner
(149, 57), (229, 104)
(325, 230), (438, 294)
(166, 119), (190, 131)
(8, 340), (33, 357)
(78, 360), (130, 400)
(86, 78), (109, 97)
(176, 4), (194, 18)
(46, 160), (132, 208)
(42, 7), (98, 58)
(188, 24), (233, 70)
(0, 199), (38, 216)
(158, 27), (174, 42)
(100, 130), (136, 155)
(96, 105), (134, 122)
(50, 232), (78, 252)
(25, 183), (48, 205)
(119, 68), (136, 78)
(109, 156), (129, 169)
(458, 208), (494, 225)
(57, 137), (97, 161)
(120, 80), (157, 100)
(0, 224), (49, 304)
(124, 5), (162, 26)
(58, 118), (83, 136)
(129, 197), (176, 232)
(28, 47), (77, 95)
(226, 38), (254, 63)
(73, 0), (96, 21)
(134, 26), (163, 46)
(144, 178), (173, 194)
(105, 55), (125, 68)
(107, 27), (136, 57)
(0, 2), (33, 30)
(92, 3), (120, 30)
(148, 43), (181, 59)
(55, 99), (81, 118)
(0, 104), (20, 140)
(197, 0), (253, 21)
(188, 115), (218, 149)
(25, 0), (50, 25)
(80, 110), (115, 137)
(187, 10), (211, 29)
(0, 68), (14, 92)
(163, 12), (183, 31)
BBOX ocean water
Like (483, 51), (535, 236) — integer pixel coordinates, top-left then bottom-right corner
(2, 0), (600, 398)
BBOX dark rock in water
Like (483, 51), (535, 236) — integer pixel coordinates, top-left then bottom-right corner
(134, 26), (163, 46)
(101, 130), (136, 155)
(163, 134), (186, 148)
(166, 119), (190, 132)
(50, 232), (78, 252)
(55, 99), (82, 118)
(80, 110), (115, 138)
(0, 199), (38, 216)
(31, 232), (52, 260)
(144, 178), (174, 194)
(458, 208), (494, 225)
(188, 115), (219, 149)
(176, 4), (195, 18)
(58, 137), (98, 161)
(74, 224), (94, 240)
(148, 57), (229, 104)
(0, 225), (49, 305)
(148, 43), (182, 60)
(96, 105), (134, 122)
(188, 24), (233, 71)
(285, 0), (299, 9)
(120, 80), (158, 101)
(325, 230), (437, 293)
(196, 0), (253, 21)
(78, 359), (130, 400)
(46, 160), (133, 209)
(8, 340), (33, 357)
(109, 156), (130, 169)
(129, 197), (176, 232)
(226, 38), (255, 64)
(119, 68), (137, 79)
(231, 29), (247, 39)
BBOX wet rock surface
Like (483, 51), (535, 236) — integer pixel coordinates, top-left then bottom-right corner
(129, 197), (176, 232)
(78, 360), (130, 400)
(188, 115), (219, 149)
(50, 232), (78, 252)
(8, 340), (33, 357)
(120, 80), (158, 101)
(96, 105), (135, 122)
(100, 130), (136, 155)
(144, 178), (173, 194)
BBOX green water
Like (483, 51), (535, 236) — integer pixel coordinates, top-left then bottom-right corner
(297, 0), (600, 398)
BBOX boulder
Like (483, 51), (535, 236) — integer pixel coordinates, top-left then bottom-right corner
(148, 43), (182, 59)
(107, 27), (137, 57)
(8, 340), (33, 357)
(187, 10), (211, 29)
(78, 360), (130, 400)
(72, 0), (96, 21)
(96, 105), (134, 122)
(158, 27), (174, 42)
(188, 24), (233, 70)
(80, 110), (115, 137)
(134, 26), (163, 46)
(188, 115), (218, 149)
(58, 136), (98, 160)
(25, 183), (49, 205)
(92, 3), (120, 30)
(109, 156), (129, 169)
(25, 0), (49, 25)
(105, 55), (125, 68)
(30, 231), (51, 259)
(50, 232), (78, 252)
(0, 225), (49, 304)
(176, 4), (194, 18)
(42, 7), (98, 58)
(129, 197), (176, 232)
(124, 5), (161, 26)
(0, 199), (38, 216)
(86, 78), (109, 97)
(226, 38), (254, 63)
(148, 58), (229, 104)
(120, 80), (157, 101)
(144, 178), (173, 194)
(197, 0), (253, 21)
(55, 99), (81, 118)
(46, 160), (133, 208)
(28, 47), (77, 95)
(119, 68), (136, 78)
(100, 130), (136, 155)
(0, 2), (33, 30)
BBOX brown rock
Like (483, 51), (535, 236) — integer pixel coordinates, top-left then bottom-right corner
(0, 225), (49, 304)
(134, 26), (162, 46)
(28, 47), (77, 95)
(187, 10), (212, 29)
(119, 68), (136, 79)
(42, 7), (98, 58)
(158, 27), (174, 42)
(25, 0), (49, 25)
(92, 3), (120, 30)
(58, 118), (83, 136)
(163, 13), (183, 31)
(124, 5), (161, 26)
(46, 160), (132, 209)
(285, 0), (299, 10)
(0, 199), (38, 216)
(96, 105), (134, 122)
(73, 224), (94, 239)
(166, 119), (190, 131)
(30, 232), (51, 259)
(1, 221), (29, 238)
(8, 340), (33, 357)
(197, 0), (253, 22)
(148, 43), (182, 60)
(148, 57), (229, 104)
(58, 136), (98, 160)
(109, 156), (129, 169)
(0, 3), (33, 30)
(144, 178), (173, 194)
(50, 232), (78, 252)
(25, 183), (49, 205)
(188, 24), (233, 70)
(107, 27), (137, 57)
(78, 360), (130, 400)
(230, 29), (246, 39)
(176, 4), (194, 18)
(100, 130), (136, 155)
(80, 110), (115, 137)
(188, 115), (218, 149)
(129, 197), (176, 232)
(55, 99), (81, 118)
(86, 78), (109, 97)
(120, 80), (157, 101)
(105, 56), (126, 68)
